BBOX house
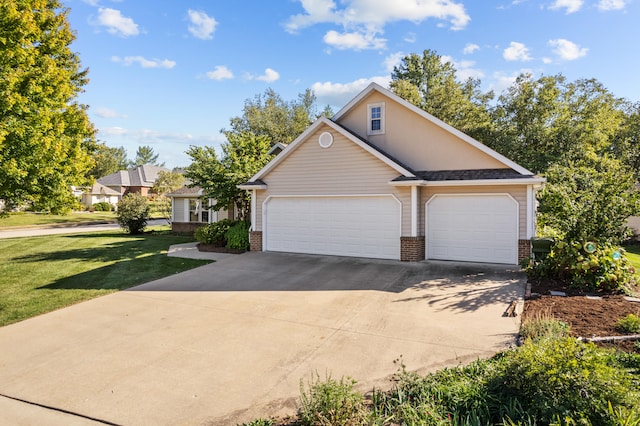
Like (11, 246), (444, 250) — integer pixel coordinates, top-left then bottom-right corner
(168, 186), (235, 233)
(97, 164), (170, 198)
(81, 182), (120, 208)
(239, 83), (544, 264)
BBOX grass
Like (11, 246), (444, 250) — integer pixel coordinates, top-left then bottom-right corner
(0, 227), (210, 327)
(625, 245), (640, 271)
(0, 211), (118, 228)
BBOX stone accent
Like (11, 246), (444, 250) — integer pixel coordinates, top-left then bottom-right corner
(249, 231), (263, 252)
(400, 236), (425, 262)
(518, 239), (531, 262)
(171, 222), (205, 234)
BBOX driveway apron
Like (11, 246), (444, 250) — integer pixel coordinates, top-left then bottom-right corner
(0, 252), (526, 425)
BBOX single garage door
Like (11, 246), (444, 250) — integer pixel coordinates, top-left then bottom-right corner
(264, 196), (401, 260)
(426, 194), (518, 264)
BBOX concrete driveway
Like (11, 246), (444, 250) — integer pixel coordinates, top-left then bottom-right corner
(0, 252), (525, 425)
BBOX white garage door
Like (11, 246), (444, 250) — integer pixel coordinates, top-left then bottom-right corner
(426, 194), (518, 264)
(264, 196), (400, 260)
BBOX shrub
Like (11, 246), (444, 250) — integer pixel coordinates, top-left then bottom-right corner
(194, 219), (235, 246)
(92, 201), (112, 212)
(616, 314), (640, 334)
(116, 193), (150, 235)
(225, 221), (250, 250)
(525, 240), (637, 293)
(520, 315), (570, 342)
(298, 373), (369, 426)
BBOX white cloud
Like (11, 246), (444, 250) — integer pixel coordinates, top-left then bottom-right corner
(404, 32), (417, 43)
(246, 68), (280, 83)
(96, 8), (139, 37)
(490, 70), (532, 95)
(503, 41), (532, 61)
(549, 38), (588, 60)
(463, 43), (480, 54)
(285, 0), (469, 51)
(111, 56), (176, 69)
(206, 66), (234, 80)
(597, 0), (627, 10)
(549, 0), (583, 13)
(94, 107), (127, 119)
(311, 76), (390, 107)
(383, 52), (405, 73)
(323, 30), (386, 50)
(187, 9), (217, 40)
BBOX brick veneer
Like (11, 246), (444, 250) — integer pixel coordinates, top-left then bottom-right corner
(171, 222), (205, 234)
(249, 231), (263, 251)
(518, 239), (531, 262)
(400, 236), (425, 262)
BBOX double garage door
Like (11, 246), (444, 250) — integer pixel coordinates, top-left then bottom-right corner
(264, 196), (400, 260)
(263, 194), (518, 264)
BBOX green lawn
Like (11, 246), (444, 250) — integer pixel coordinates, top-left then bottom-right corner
(0, 211), (118, 228)
(0, 229), (210, 327)
(625, 244), (640, 271)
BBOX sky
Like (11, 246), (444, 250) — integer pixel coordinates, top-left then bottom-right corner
(64, 0), (640, 169)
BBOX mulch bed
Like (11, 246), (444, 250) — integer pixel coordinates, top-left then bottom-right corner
(196, 243), (246, 254)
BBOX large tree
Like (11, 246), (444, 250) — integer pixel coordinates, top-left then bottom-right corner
(185, 132), (272, 221)
(223, 88), (322, 145)
(134, 145), (164, 167)
(0, 0), (96, 213)
(490, 74), (626, 174)
(390, 49), (494, 142)
(88, 143), (130, 179)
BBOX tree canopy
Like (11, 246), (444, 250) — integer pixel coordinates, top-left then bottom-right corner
(0, 0), (96, 213)
(134, 145), (164, 167)
(88, 143), (131, 179)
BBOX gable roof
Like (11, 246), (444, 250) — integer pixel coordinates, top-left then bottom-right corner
(86, 182), (120, 196)
(243, 116), (416, 184)
(97, 164), (170, 188)
(333, 83), (534, 176)
(167, 186), (203, 197)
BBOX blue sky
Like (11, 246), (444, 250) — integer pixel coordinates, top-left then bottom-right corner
(65, 0), (639, 169)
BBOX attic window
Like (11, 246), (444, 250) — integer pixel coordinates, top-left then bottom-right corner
(367, 102), (385, 135)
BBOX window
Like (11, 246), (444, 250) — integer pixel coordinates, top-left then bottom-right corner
(189, 199), (200, 222)
(367, 102), (385, 135)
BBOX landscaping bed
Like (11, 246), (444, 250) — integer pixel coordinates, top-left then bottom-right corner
(523, 279), (640, 352)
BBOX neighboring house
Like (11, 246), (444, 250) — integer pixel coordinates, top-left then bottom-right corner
(97, 164), (170, 198)
(168, 186), (235, 233)
(240, 83), (544, 264)
(81, 182), (120, 208)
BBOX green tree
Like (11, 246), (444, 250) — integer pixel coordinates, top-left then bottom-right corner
(537, 151), (639, 244)
(390, 49), (494, 142)
(490, 74), (626, 173)
(223, 88), (320, 145)
(185, 132), (273, 221)
(611, 102), (640, 176)
(89, 143), (130, 178)
(134, 145), (164, 167)
(152, 170), (185, 195)
(116, 193), (150, 234)
(0, 0), (96, 214)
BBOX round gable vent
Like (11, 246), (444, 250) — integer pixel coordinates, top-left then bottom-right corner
(318, 131), (333, 148)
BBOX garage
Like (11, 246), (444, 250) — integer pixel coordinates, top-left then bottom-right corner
(426, 194), (518, 264)
(264, 196), (401, 260)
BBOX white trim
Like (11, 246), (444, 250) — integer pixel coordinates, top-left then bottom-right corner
(248, 116), (415, 183)
(333, 83), (535, 176)
(251, 189), (257, 231)
(425, 193), (519, 264)
(238, 183), (267, 190)
(367, 102), (385, 136)
(183, 199), (189, 223)
(262, 194), (402, 256)
(411, 186), (418, 237)
(526, 185), (533, 239)
(416, 177), (545, 187)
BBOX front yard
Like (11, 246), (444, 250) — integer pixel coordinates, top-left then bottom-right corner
(0, 228), (210, 327)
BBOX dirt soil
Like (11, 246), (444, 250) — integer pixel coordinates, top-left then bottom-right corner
(522, 279), (640, 352)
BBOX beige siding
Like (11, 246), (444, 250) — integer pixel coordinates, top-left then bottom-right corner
(337, 92), (506, 172)
(421, 185), (528, 238)
(173, 198), (186, 222)
(254, 123), (412, 234)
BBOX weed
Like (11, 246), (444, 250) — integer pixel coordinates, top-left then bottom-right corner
(520, 313), (570, 342)
(616, 313), (640, 334)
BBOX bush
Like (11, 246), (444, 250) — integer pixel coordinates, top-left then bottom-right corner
(616, 314), (640, 334)
(298, 373), (369, 426)
(194, 219), (235, 246)
(225, 221), (250, 250)
(92, 201), (112, 212)
(524, 240), (637, 293)
(520, 315), (570, 343)
(116, 193), (150, 235)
